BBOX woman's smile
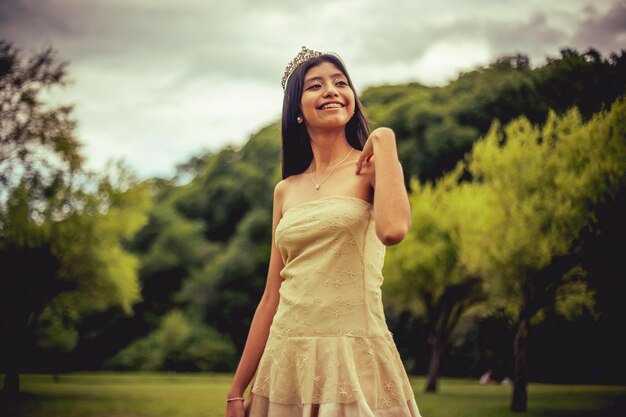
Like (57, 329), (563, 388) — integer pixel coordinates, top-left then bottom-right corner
(317, 101), (345, 110)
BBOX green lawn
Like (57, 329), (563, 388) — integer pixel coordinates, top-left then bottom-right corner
(1, 373), (625, 417)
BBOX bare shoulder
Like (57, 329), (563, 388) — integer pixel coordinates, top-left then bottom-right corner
(273, 179), (289, 211)
(274, 178), (288, 197)
(274, 177), (302, 213)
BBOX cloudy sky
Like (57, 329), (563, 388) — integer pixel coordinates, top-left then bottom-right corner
(1, 0), (624, 179)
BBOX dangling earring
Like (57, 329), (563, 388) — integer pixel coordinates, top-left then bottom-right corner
(296, 116), (303, 124)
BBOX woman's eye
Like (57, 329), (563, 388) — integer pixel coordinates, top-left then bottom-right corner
(335, 80), (348, 86)
(306, 84), (321, 90)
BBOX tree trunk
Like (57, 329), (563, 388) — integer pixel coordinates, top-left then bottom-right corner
(1, 327), (22, 396)
(511, 317), (529, 412)
(1, 245), (60, 396)
(2, 371), (19, 396)
(424, 335), (445, 393)
(1, 283), (24, 397)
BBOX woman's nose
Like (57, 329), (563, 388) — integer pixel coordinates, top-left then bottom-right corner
(323, 82), (339, 97)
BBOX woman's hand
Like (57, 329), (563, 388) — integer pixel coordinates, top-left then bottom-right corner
(225, 399), (245, 417)
(355, 127), (395, 175)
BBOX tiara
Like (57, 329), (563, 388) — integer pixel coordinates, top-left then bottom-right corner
(281, 46), (323, 90)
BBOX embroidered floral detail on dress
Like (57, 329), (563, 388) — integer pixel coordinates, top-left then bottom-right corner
(342, 212), (355, 222)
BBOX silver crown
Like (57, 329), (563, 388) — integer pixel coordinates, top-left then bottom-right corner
(281, 46), (323, 90)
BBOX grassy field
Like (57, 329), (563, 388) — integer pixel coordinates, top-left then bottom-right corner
(1, 373), (625, 417)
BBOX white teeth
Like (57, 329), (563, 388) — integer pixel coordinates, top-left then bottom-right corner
(320, 103), (343, 109)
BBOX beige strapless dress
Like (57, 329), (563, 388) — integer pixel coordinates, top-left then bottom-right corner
(246, 196), (422, 417)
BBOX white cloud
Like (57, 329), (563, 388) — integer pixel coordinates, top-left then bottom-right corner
(415, 41), (492, 85)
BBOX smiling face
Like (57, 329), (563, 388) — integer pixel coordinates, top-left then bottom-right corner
(300, 61), (356, 132)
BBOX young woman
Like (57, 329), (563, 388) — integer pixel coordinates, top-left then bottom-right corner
(225, 47), (422, 417)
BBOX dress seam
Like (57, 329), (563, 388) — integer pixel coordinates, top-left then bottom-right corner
(362, 210), (372, 335)
(268, 331), (393, 339)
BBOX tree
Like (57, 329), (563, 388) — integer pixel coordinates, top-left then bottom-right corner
(384, 168), (486, 393)
(0, 39), (79, 395)
(1, 160), (151, 394)
(0, 41), (151, 394)
(361, 49), (626, 184)
(0, 40), (83, 209)
(459, 99), (626, 411)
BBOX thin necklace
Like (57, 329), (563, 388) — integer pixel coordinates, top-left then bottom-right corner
(309, 148), (354, 190)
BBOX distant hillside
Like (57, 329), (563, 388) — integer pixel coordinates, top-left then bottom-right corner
(362, 48), (626, 182)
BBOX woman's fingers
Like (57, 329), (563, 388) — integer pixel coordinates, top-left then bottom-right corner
(355, 152), (372, 175)
(355, 155), (365, 174)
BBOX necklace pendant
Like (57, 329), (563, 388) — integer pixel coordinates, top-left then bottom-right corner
(309, 148), (354, 191)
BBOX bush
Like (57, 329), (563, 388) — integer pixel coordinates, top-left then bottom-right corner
(105, 310), (236, 371)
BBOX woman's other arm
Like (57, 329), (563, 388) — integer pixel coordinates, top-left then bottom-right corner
(225, 181), (286, 415)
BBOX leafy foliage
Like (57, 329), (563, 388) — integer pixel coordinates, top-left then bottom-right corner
(462, 100), (626, 321)
(105, 310), (236, 372)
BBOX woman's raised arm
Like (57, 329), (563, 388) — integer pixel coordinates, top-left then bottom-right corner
(355, 127), (411, 246)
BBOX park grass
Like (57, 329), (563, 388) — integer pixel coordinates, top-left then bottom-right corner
(1, 372), (625, 417)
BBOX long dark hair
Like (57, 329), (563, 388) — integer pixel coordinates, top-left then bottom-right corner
(281, 54), (370, 179)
